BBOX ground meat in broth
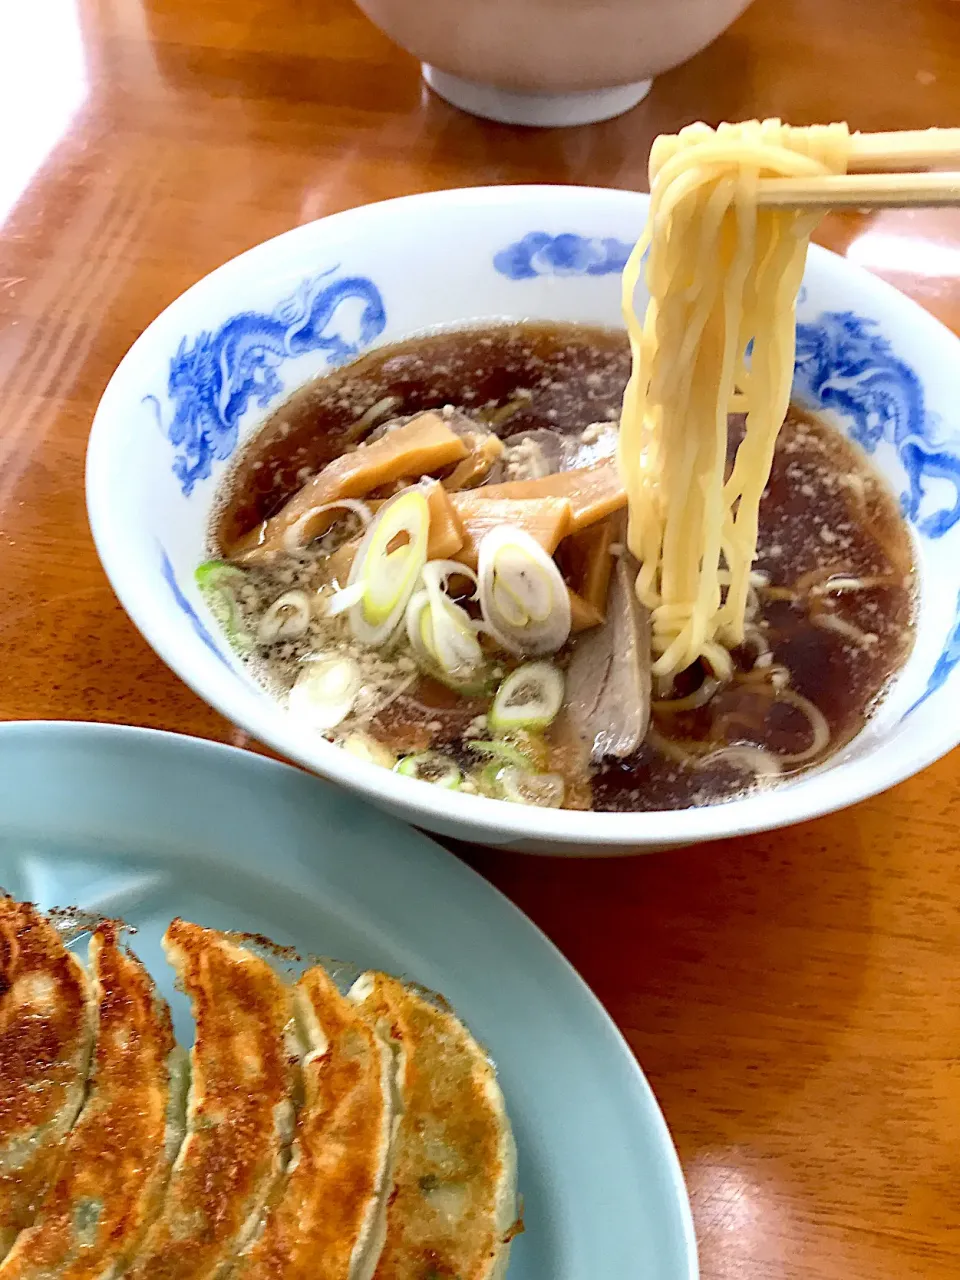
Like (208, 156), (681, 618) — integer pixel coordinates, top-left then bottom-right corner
(212, 322), (916, 813)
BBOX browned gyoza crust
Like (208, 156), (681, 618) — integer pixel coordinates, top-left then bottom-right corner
(356, 974), (517, 1280)
(237, 965), (397, 1280)
(0, 898), (95, 1259)
(0, 923), (183, 1280)
(124, 920), (296, 1280)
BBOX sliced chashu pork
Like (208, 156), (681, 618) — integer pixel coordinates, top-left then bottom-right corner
(565, 552), (652, 761)
(237, 965), (398, 1280)
(0, 924), (186, 1280)
(501, 420), (618, 480)
(352, 973), (517, 1280)
(0, 899), (96, 1258)
(125, 921), (297, 1280)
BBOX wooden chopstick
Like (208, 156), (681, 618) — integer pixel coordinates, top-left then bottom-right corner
(751, 128), (960, 209)
(849, 128), (960, 172)
(757, 170), (960, 210)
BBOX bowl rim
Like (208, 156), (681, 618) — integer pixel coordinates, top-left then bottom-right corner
(87, 183), (960, 852)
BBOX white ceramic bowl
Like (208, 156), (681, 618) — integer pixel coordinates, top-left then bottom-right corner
(87, 186), (960, 856)
(354, 0), (750, 127)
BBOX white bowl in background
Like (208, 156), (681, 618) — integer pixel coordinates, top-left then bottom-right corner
(87, 186), (960, 855)
(356, 0), (751, 126)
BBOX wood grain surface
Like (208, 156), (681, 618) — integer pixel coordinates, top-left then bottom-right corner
(1, 1), (959, 1276)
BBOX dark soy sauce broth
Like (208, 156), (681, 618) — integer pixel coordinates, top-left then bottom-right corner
(217, 323), (916, 813)
(217, 324), (631, 547)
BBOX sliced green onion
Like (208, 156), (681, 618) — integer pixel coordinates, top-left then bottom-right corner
(395, 752), (462, 789)
(474, 761), (565, 808)
(498, 728), (551, 772)
(323, 581), (366, 618)
(422, 559), (480, 601)
(282, 498), (373, 553)
(288, 655), (361, 730)
(468, 739), (538, 771)
(196, 560), (245, 590)
(477, 761), (508, 798)
(406, 589), (434, 660)
(477, 526), (571, 655)
(489, 662), (564, 732)
(420, 658), (498, 697)
(341, 732), (397, 769)
(405, 560), (485, 682)
(257, 589), (312, 645)
(498, 766), (565, 808)
(195, 560), (253, 651)
(348, 489), (431, 647)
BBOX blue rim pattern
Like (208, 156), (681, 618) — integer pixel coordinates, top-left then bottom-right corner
(160, 549), (232, 671)
(791, 311), (960, 717)
(494, 232), (633, 280)
(149, 268), (386, 496)
(908, 589), (960, 715)
(794, 311), (960, 539)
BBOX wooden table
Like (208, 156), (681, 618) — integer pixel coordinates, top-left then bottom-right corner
(2, 1), (959, 1275)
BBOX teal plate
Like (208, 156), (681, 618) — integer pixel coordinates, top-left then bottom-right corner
(0, 722), (697, 1280)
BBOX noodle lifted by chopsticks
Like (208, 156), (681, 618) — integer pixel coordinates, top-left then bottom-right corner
(618, 119), (851, 681)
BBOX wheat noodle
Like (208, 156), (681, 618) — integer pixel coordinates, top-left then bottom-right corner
(618, 119), (851, 680)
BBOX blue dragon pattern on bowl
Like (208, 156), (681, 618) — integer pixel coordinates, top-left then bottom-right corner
(149, 267), (386, 496)
(794, 310), (960, 539)
(792, 311), (960, 714)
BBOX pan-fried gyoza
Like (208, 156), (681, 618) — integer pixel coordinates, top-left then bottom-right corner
(0, 899), (95, 1259)
(0, 901), (519, 1280)
(0, 924), (185, 1280)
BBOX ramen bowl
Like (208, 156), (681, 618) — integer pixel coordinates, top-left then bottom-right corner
(87, 186), (960, 856)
